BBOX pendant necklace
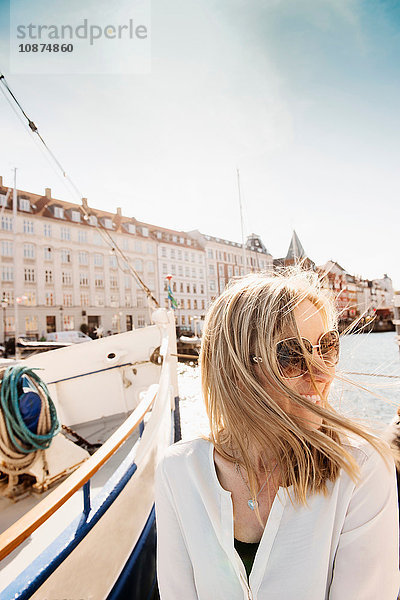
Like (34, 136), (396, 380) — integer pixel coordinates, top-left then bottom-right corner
(235, 461), (278, 511)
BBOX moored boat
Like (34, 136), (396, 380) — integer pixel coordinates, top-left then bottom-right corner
(0, 308), (178, 599)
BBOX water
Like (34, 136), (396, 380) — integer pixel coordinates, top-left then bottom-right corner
(178, 331), (400, 441)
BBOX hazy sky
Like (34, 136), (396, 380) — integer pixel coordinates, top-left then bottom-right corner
(1, 0), (400, 286)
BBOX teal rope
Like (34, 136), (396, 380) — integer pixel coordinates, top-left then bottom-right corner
(0, 365), (60, 454)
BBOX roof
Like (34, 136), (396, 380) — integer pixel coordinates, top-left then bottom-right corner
(286, 230), (306, 261)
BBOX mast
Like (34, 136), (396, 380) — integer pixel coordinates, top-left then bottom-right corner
(13, 168), (19, 359)
(236, 168), (247, 275)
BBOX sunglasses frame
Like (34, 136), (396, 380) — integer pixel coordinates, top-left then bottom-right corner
(251, 329), (340, 379)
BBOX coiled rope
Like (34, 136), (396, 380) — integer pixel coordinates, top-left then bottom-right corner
(0, 365), (60, 476)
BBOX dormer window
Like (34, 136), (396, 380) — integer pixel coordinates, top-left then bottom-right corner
(102, 218), (113, 229)
(125, 223), (136, 234)
(142, 227), (149, 237)
(0, 194), (7, 207)
(156, 231), (162, 239)
(71, 210), (81, 223)
(19, 198), (31, 212)
(89, 215), (98, 226)
(54, 206), (64, 219)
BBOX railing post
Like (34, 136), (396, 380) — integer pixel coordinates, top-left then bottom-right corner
(83, 480), (91, 518)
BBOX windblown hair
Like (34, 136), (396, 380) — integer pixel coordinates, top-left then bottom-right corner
(200, 267), (388, 509)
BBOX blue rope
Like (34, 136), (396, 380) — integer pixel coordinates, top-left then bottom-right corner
(0, 366), (60, 454)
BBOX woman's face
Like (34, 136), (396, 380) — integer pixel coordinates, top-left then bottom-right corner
(259, 299), (336, 429)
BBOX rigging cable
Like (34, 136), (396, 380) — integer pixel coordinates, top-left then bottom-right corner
(0, 71), (159, 308)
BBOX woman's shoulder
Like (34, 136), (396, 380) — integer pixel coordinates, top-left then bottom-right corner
(341, 434), (394, 475)
(158, 437), (212, 472)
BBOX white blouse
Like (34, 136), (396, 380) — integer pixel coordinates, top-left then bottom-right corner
(155, 436), (399, 600)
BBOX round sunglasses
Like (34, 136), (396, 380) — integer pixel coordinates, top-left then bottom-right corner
(251, 329), (340, 379)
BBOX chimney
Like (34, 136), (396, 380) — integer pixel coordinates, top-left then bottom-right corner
(0, 176), (3, 187)
(45, 187), (51, 199)
(82, 197), (88, 210)
(116, 207), (122, 217)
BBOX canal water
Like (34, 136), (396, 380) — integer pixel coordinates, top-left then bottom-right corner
(178, 331), (400, 441)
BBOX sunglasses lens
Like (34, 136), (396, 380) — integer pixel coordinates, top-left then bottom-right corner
(276, 338), (312, 378)
(319, 330), (340, 365)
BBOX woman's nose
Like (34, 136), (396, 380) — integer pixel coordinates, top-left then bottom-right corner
(307, 349), (333, 381)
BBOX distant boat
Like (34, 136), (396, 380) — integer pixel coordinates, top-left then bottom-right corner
(0, 308), (179, 599)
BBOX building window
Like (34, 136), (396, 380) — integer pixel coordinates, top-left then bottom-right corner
(198, 255), (203, 264)
(209, 280), (216, 291)
(80, 293), (89, 306)
(134, 258), (143, 272)
(186, 284), (190, 293)
(61, 248), (71, 263)
(93, 233), (103, 246)
(24, 268), (35, 282)
(62, 271), (72, 285)
(228, 265), (233, 278)
(63, 315), (74, 330)
(185, 267), (190, 278)
(79, 251), (89, 265)
(110, 294), (119, 307)
(124, 275), (131, 288)
(187, 299), (191, 309)
(171, 264), (176, 275)
(192, 268), (196, 278)
(94, 253), (103, 266)
(25, 315), (38, 333)
(71, 210), (81, 223)
(201, 299), (205, 310)
(1, 240), (13, 257)
(25, 291), (36, 306)
(89, 215), (98, 226)
(178, 265), (183, 276)
(23, 220), (34, 234)
(193, 284), (197, 294)
(44, 223), (52, 237)
(103, 218), (113, 229)
(184, 252), (189, 261)
(45, 270), (53, 283)
(79, 272), (89, 286)
(162, 263), (167, 274)
(45, 291), (54, 306)
(194, 299), (198, 309)
(78, 230), (87, 243)
(23, 243), (35, 259)
(1, 216), (13, 231)
(2, 266), (14, 281)
(95, 294), (104, 307)
(44, 246), (53, 261)
(19, 198), (31, 212)
(60, 226), (71, 241)
(134, 241), (143, 253)
(125, 294), (132, 307)
(170, 249), (175, 259)
(142, 227), (149, 237)
(147, 260), (155, 273)
(161, 246), (167, 257)
(200, 284), (204, 294)
(137, 315), (146, 328)
(54, 206), (64, 219)
(181, 316), (186, 325)
(63, 293), (73, 307)
(95, 277), (104, 288)
(180, 283), (184, 293)
(109, 255), (117, 268)
(126, 224), (135, 235)
(122, 238), (129, 250)
(209, 264), (215, 275)
(110, 275), (118, 289)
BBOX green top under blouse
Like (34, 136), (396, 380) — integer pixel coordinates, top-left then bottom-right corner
(234, 538), (260, 579)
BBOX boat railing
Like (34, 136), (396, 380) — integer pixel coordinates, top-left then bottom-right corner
(0, 384), (157, 562)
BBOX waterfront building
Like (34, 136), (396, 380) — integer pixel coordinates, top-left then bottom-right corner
(189, 230), (273, 306)
(148, 225), (206, 332)
(0, 177), (158, 340)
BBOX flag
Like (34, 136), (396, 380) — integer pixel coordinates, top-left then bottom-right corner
(167, 282), (178, 309)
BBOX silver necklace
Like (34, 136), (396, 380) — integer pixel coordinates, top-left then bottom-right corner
(235, 461), (278, 511)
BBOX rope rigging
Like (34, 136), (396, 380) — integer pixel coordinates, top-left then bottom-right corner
(0, 70), (159, 309)
(0, 365), (60, 476)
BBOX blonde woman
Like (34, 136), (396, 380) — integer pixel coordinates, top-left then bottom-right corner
(155, 270), (399, 599)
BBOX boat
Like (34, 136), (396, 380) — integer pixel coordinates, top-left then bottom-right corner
(0, 307), (179, 599)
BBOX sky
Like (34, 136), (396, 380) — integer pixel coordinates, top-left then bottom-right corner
(1, 0), (400, 286)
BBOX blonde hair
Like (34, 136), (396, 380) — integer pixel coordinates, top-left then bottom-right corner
(200, 267), (388, 509)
